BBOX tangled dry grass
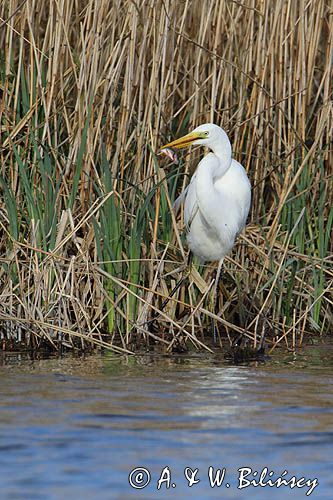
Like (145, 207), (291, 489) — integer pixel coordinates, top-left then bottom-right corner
(0, 0), (332, 354)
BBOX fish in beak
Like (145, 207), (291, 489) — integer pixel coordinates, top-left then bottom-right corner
(157, 147), (179, 164)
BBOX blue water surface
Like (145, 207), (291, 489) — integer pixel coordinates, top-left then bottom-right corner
(0, 344), (332, 499)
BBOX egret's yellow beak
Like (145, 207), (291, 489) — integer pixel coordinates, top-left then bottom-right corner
(160, 131), (206, 150)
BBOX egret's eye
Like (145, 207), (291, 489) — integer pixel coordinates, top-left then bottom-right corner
(204, 131), (209, 136)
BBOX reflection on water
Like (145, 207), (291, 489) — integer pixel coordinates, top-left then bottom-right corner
(0, 344), (332, 499)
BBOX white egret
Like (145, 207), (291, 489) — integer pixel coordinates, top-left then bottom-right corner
(160, 123), (251, 338)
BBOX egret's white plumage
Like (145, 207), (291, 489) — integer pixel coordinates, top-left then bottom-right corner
(162, 123), (251, 263)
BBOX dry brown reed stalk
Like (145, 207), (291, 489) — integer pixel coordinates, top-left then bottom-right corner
(0, 0), (332, 354)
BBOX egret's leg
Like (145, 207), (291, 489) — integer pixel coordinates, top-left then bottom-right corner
(159, 251), (193, 312)
(148, 252), (193, 329)
(159, 273), (188, 312)
(212, 258), (224, 344)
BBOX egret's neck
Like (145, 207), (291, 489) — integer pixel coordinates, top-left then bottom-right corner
(210, 132), (232, 177)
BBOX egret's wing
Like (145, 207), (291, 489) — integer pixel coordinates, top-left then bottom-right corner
(214, 159), (251, 236)
(173, 186), (189, 215)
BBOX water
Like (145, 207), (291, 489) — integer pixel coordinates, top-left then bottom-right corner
(0, 344), (332, 499)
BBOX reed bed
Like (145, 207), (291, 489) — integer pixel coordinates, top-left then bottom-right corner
(0, 0), (332, 354)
